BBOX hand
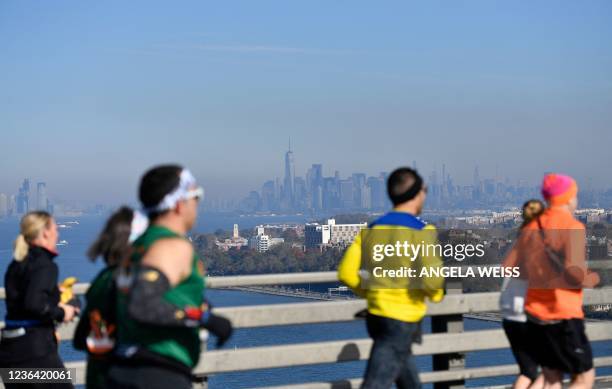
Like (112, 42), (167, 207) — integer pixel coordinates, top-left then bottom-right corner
(584, 271), (600, 288)
(564, 266), (586, 287)
(59, 303), (79, 322)
(202, 313), (232, 347)
(65, 297), (82, 310)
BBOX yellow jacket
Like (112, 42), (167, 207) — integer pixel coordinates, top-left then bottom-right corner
(338, 211), (444, 322)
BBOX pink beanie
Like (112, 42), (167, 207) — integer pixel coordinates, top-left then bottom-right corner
(541, 174), (578, 205)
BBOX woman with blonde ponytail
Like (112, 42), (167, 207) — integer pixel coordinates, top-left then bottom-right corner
(13, 233), (29, 262)
(500, 200), (546, 389)
(0, 211), (77, 389)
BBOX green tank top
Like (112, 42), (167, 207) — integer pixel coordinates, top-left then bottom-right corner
(116, 225), (206, 368)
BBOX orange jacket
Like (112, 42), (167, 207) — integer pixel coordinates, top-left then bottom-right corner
(517, 207), (589, 320)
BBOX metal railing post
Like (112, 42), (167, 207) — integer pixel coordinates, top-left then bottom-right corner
(432, 279), (465, 389)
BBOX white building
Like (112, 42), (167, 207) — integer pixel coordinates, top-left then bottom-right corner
(329, 219), (368, 246)
(249, 225), (284, 252)
(249, 233), (270, 252)
(304, 219), (367, 249)
(215, 224), (248, 251)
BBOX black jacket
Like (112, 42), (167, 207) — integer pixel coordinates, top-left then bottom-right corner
(4, 246), (65, 324)
(1, 245), (64, 363)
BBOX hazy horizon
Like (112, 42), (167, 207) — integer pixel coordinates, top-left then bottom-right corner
(1, 1), (611, 205)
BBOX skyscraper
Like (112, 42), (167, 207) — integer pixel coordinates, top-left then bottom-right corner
(17, 178), (31, 214)
(352, 173), (366, 209)
(37, 182), (48, 211)
(281, 139), (295, 210)
(0, 193), (7, 217)
(8, 195), (16, 215)
(441, 163), (447, 200)
(306, 164), (322, 188)
(322, 177), (340, 209)
(261, 180), (277, 211)
(293, 177), (307, 209)
(473, 165), (481, 200)
(306, 164), (323, 210)
(367, 176), (385, 210)
(339, 179), (354, 209)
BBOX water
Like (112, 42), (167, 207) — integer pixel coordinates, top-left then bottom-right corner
(0, 213), (311, 280)
(1, 215), (610, 388)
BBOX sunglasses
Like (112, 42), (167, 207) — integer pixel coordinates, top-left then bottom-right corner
(184, 187), (204, 202)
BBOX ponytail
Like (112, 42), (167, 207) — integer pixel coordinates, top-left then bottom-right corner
(14, 211), (53, 262)
(521, 199), (545, 229)
(13, 234), (29, 262)
(87, 207), (135, 266)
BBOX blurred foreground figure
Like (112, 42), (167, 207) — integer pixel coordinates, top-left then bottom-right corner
(106, 165), (232, 389)
(73, 206), (147, 389)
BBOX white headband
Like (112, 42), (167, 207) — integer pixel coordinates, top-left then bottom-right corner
(129, 210), (149, 243)
(143, 169), (202, 214)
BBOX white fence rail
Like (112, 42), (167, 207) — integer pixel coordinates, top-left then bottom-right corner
(1, 271), (611, 388)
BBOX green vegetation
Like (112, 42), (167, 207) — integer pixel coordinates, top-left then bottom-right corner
(193, 233), (344, 276)
(194, 222), (611, 294)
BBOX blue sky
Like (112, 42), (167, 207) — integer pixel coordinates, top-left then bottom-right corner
(1, 1), (611, 204)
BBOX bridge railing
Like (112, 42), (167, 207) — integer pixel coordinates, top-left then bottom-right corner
(1, 270), (612, 388)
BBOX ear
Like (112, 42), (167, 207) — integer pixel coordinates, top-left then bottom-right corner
(174, 200), (186, 215)
(419, 189), (427, 200)
(40, 226), (51, 240)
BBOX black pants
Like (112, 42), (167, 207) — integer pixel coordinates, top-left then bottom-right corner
(106, 364), (192, 389)
(502, 319), (539, 381)
(527, 318), (593, 374)
(362, 313), (421, 389)
(3, 352), (74, 389)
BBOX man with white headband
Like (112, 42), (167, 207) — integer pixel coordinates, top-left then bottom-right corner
(107, 165), (232, 389)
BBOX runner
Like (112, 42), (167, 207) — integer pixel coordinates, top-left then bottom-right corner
(73, 206), (148, 389)
(106, 165), (232, 389)
(0, 211), (78, 389)
(338, 167), (444, 389)
(516, 174), (600, 389)
(500, 199), (545, 389)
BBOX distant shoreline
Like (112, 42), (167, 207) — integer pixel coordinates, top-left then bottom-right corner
(221, 285), (353, 301)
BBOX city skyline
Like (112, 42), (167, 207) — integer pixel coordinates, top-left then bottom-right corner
(4, 145), (612, 215)
(229, 145), (612, 213)
(1, 138), (611, 206)
(0, 178), (50, 217)
(1, 1), (611, 204)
